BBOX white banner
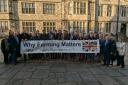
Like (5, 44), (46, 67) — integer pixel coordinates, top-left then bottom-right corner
(21, 40), (100, 54)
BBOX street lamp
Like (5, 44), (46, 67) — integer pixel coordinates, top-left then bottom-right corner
(94, 0), (99, 33)
(116, 0), (120, 41)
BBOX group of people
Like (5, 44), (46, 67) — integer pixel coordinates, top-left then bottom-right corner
(1, 29), (127, 68)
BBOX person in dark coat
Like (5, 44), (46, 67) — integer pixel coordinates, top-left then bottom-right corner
(47, 30), (55, 59)
(87, 31), (94, 40)
(56, 30), (63, 59)
(14, 32), (21, 60)
(87, 31), (95, 63)
(41, 30), (48, 40)
(57, 30), (62, 40)
(63, 30), (70, 40)
(20, 30), (30, 62)
(1, 36), (9, 65)
(99, 33), (105, 63)
(40, 30), (48, 60)
(20, 31), (30, 40)
(28, 33), (35, 60)
(8, 31), (18, 65)
(103, 35), (112, 66)
(109, 36), (117, 66)
(35, 30), (42, 60)
(62, 30), (70, 60)
(35, 30), (41, 40)
(48, 30), (55, 40)
(53, 30), (58, 40)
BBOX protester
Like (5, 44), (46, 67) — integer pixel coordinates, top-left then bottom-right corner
(99, 33), (105, 63)
(8, 30), (18, 65)
(116, 38), (126, 68)
(109, 34), (117, 66)
(20, 30), (30, 62)
(1, 29), (127, 69)
(103, 35), (112, 66)
(14, 32), (21, 60)
(1, 36), (9, 65)
(86, 31), (95, 64)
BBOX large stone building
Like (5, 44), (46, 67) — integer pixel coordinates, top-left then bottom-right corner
(0, 0), (128, 37)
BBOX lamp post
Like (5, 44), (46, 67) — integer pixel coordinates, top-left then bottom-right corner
(116, 0), (120, 41)
(94, 0), (99, 33)
(87, 1), (91, 34)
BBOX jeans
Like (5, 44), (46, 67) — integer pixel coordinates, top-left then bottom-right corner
(104, 53), (110, 66)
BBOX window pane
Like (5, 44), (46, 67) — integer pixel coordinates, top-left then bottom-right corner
(43, 3), (55, 14)
(22, 2), (35, 14)
(22, 21), (35, 33)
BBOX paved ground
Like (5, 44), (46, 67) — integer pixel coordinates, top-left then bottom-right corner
(0, 60), (128, 85)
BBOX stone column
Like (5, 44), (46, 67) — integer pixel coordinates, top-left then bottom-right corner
(0, 39), (4, 63)
(126, 23), (128, 37)
(125, 44), (128, 65)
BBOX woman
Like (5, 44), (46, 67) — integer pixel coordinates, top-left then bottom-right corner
(116, 39), (126, 68)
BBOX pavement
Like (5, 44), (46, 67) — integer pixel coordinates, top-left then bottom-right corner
(0, 60), (128, 85)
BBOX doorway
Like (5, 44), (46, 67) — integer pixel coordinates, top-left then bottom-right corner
(120, 23), (126, 36)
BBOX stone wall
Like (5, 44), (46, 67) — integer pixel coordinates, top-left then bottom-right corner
(0, 39), (4, 63)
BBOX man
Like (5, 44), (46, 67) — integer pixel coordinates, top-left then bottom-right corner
(109, 35), (117, 66)
(41, 30), (49, 60)
(34, 30), (42, 60)
(103, 35), (112, 66)
(56, 30), (63, 59)
(41, 30), (48, 40)
(63, 30), (70, 40)
(14, 32), (21, 60)
(1, 36), (9, 65)
(62, 30), (70, 60)
(99, 33), (105, 63)
(20, 30), (30, 62)
(53, 30), (58, 40)
(57, 30), (62, 40)
(86, 31), (95, 63)
(8, 30), (18, 65)
(87, 31), (94, 40)
(35, 30), (41, 40)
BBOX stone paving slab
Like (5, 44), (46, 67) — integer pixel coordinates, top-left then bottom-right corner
(95, 75), (120, 85)
(0, 61), (128, 85)
(114, 77), (128, 85)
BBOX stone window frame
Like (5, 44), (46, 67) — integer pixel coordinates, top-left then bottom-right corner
(120, 5), (127, 17)
(98, 5), (103, 16)
(73, 1), (86, 15)
(68, 21), (86, 33)
(43, 21), (56, 33)
(98, 22), (102, 32)
(43, 3), (55, 15)
(21, 2), (35, 14)
(0, 0), (7, 12)
(105, 22), (111, 33)
(0, 21), (8, 33)
(107, 5), (112, 17)
(22, 21), (36, 33)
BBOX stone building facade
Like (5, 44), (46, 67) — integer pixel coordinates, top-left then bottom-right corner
(0, 0), (128, 37)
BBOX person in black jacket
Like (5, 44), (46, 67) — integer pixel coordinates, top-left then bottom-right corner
(1, 36), (9, 65)
(20, 30), (30, 62)
(110, 35), (117, 66)
(8, 30), (18, 65)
